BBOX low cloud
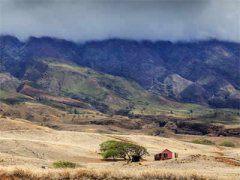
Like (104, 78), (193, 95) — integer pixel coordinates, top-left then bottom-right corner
(0, 0), (239, 42)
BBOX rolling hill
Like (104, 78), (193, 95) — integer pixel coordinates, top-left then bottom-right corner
(0, 117), (239, 179)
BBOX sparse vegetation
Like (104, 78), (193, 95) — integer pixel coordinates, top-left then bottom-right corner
(52, 161), (76, 169)
(219, 141), (235, 147)
(191, 139), (215, 145)
(100, 140), (148, 162)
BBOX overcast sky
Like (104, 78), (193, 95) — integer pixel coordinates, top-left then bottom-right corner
(0, 0), (239, 42)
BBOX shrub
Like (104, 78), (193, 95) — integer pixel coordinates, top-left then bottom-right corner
(99, 140), (148, 162)
(191, 139), (215, 145)
(52, 161), (76, 168)
(219, 141), (235, 147)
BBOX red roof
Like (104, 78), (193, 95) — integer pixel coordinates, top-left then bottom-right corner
(162, 149), (173, 153)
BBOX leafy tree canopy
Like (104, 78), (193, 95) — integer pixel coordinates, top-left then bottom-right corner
(99, 140), (148, 162)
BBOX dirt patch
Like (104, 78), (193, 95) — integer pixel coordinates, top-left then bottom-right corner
(215, 156), (240, 166)
(213, 151), (224, 156)
(176, 154), (212, 164)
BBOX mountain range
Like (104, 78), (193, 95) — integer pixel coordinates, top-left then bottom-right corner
(0, 35), (239, 113)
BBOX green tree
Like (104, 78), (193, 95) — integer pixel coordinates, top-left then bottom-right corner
(74, 109), (79, 114)
(100, 140), (126, 160)
(99, 140), (148, 162)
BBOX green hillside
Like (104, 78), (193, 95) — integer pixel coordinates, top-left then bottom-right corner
(36, 60), (173, 113)
(1, 58), (239, 125)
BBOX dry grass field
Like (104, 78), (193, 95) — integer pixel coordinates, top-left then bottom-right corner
(0, 117), (239, 179)
(0, 166), (228, 180)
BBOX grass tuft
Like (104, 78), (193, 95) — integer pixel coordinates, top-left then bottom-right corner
(52, 161), (76, 169)
(191, 139), (215, 145)
(219, 141), (235, 147)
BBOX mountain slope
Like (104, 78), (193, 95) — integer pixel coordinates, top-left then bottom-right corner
(7, 58), (185, 114)
(0, 35), (239, 108)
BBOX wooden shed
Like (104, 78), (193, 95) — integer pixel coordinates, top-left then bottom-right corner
(154, 149), (176, 160)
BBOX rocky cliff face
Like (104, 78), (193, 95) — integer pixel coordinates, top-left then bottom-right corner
(0, 35), (239, 108)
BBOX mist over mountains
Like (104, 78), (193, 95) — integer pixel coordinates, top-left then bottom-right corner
(1, 0), (239, 42)
(1, 35), (239, 109)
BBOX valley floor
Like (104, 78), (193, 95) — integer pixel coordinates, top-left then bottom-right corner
(0, 117), (240, 179)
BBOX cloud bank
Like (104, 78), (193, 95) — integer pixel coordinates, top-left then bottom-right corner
(0, 0), (239, 42)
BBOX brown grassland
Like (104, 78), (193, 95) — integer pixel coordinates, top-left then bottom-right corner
(0, 117), (239, 179)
